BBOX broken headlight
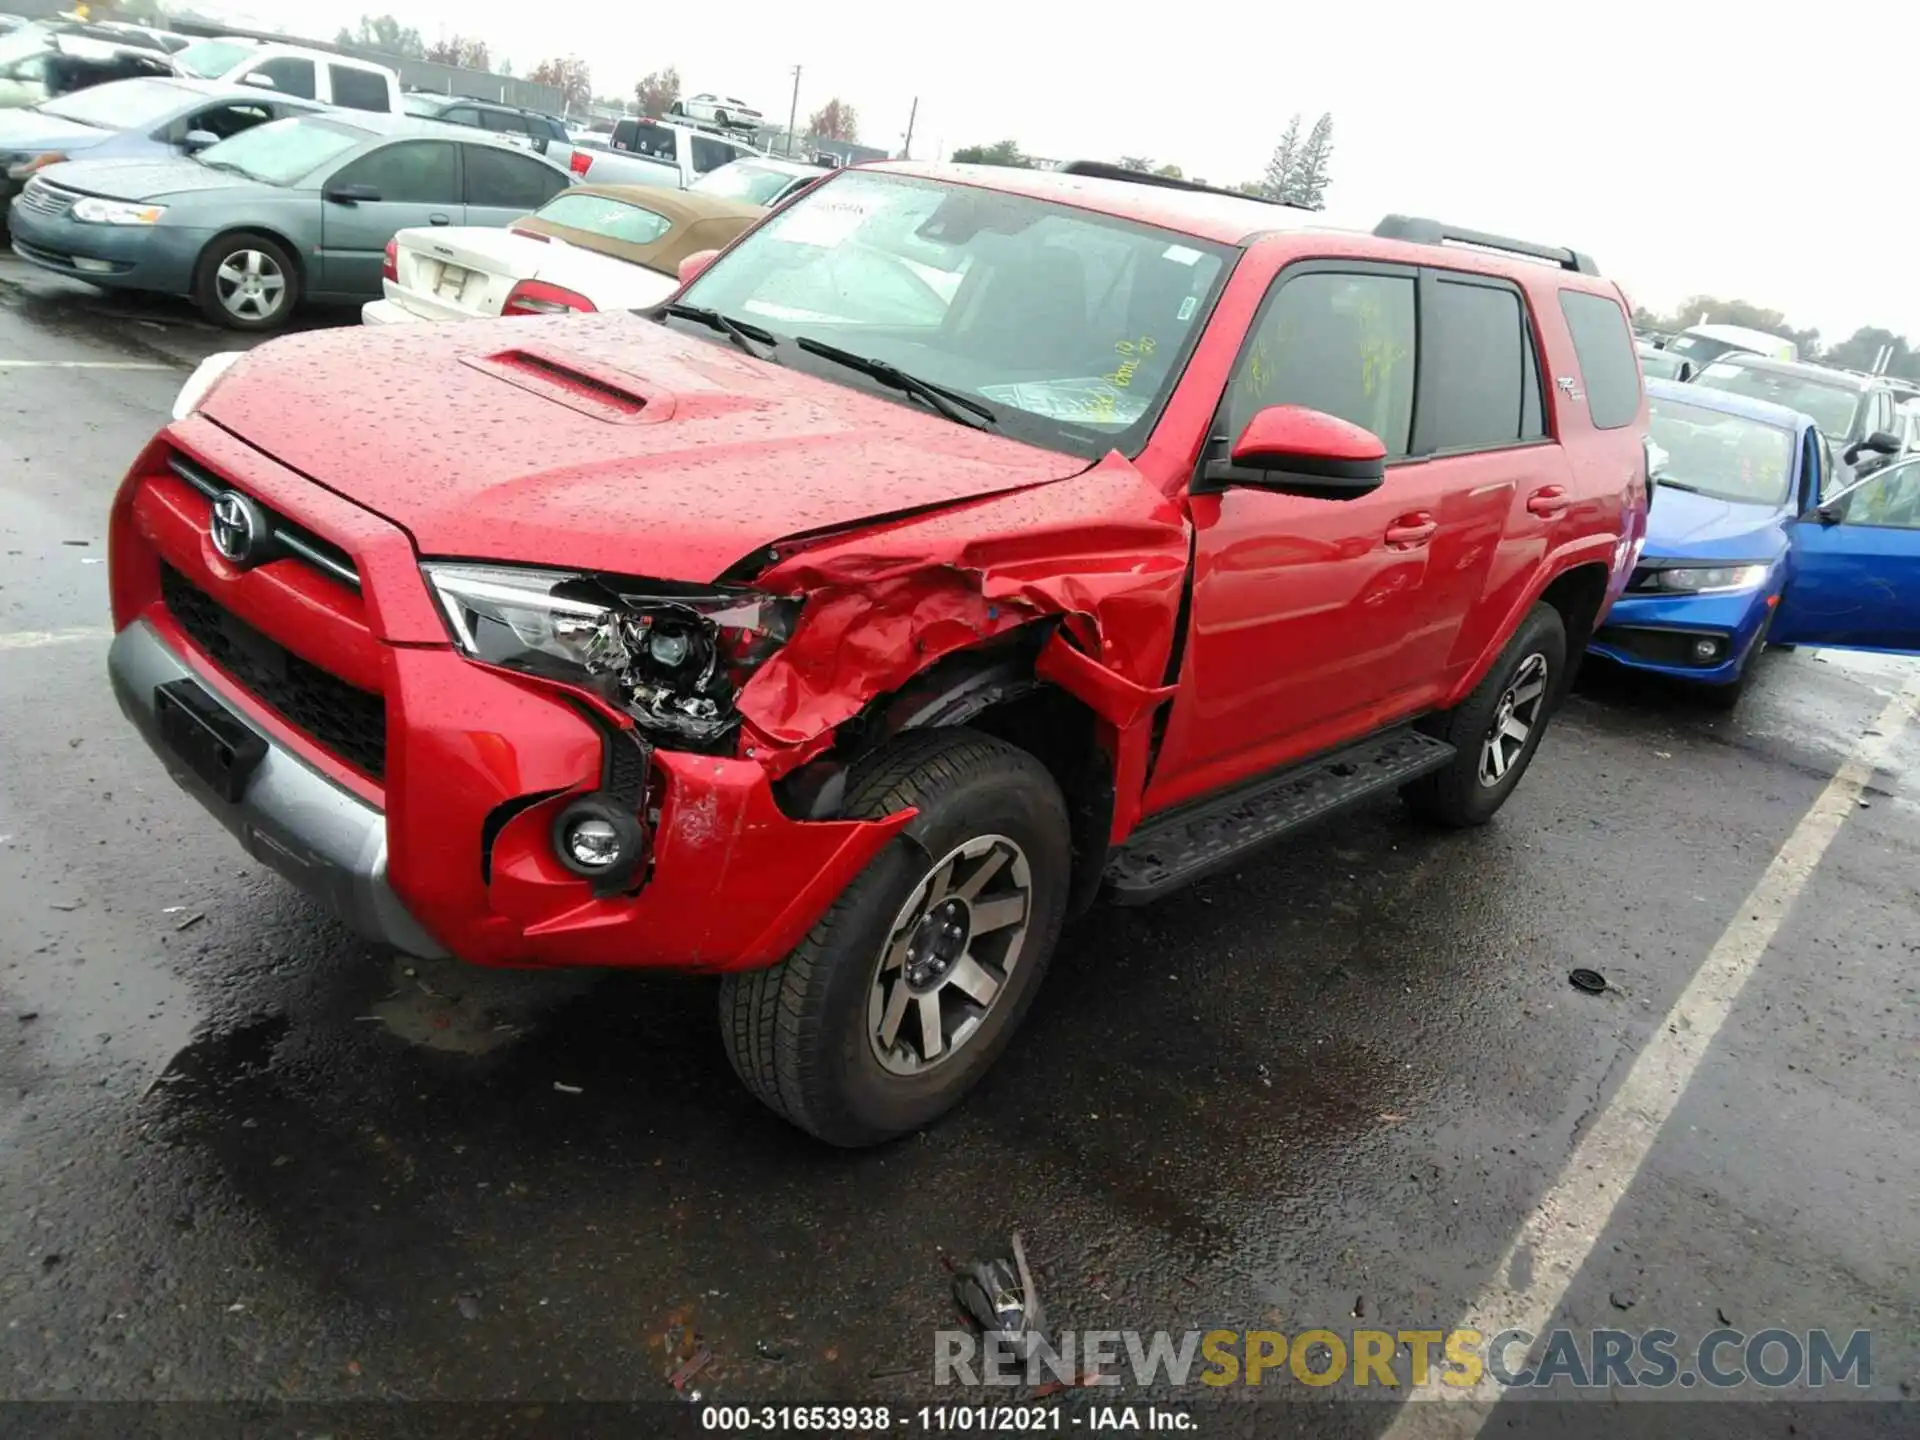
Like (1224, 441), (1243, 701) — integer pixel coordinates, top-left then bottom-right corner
(422, 563), (800, 747)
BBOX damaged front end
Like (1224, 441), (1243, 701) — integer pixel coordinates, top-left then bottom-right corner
(423, 563), (800, 750)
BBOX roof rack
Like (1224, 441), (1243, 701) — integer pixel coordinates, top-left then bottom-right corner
(1374, 215), (1599, 276)
(1056, 159), (1311, 211)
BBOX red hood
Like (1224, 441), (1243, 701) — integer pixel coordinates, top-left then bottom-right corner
(199, 313), (1085, 582)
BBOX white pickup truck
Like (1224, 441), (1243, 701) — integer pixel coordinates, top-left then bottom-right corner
(607, 115), (758, 187)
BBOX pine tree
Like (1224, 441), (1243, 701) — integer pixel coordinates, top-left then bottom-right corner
(1260, 114), (1302, 202)
(1293, 112), (1335, 211)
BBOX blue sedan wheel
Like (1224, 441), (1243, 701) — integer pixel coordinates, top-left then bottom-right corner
(193, 233), (299, 332)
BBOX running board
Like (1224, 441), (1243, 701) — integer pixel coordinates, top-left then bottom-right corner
(1104, 727), (1455, 904)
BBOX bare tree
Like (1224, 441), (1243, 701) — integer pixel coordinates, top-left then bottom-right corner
(808, 99), (859, 143)
(529, 57), (592, 112)
(633, 66), (680, 119)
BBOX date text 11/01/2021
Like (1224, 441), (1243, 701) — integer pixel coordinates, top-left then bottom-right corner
(700, 1406), (1195, 1431)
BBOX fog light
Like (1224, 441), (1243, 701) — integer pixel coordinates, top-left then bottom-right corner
(551, 793), (646, 886)
(72, 257), (115, 274)
(1693, 638), (1721, 661)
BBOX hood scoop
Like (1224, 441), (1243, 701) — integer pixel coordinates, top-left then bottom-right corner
(463, 347), (671, 425)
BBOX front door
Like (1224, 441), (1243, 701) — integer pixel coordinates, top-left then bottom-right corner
(459, 142), (570, 227)
(317, 139), (461, 296)
(1775, 457), (1920, 651)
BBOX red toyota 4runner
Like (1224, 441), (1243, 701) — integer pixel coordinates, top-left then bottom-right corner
(109, 161), (1649, 1145)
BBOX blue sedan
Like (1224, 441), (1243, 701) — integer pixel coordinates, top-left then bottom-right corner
(1590, 379), (1920, 706)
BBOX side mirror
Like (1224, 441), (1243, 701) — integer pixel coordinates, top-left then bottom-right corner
(1864, 430), (1902, 456)
(181, 129), (218, 153)
(677, 248), (719, 285)
(240, 72), (276, 90)
(1676, 361), (1694, 382)
(1199, 405), (1388, 499)
(325, 182), (381, 204)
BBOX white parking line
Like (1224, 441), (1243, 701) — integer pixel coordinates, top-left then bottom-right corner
(0, 626), (113, 651)
(1384, 670), (1920, 1434)
(0, 360), (179, 370)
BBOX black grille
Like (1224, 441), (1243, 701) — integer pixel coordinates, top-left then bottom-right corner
(166, 453), (360, 590)
(162, 565), (387, 780)
(1592, 624), (1728, 669)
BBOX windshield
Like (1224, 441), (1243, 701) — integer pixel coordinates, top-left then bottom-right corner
(38, 75), (190, 129)
(1692, 361), (1862, 438)
(676, 170), (1233, 458)
(1648, 396), (1795, 506)
(172, 39), (255, 79)
(1638, 350), (1686, 381)
(534, 192), (672, 245)
(1665, 334), (1751, 365)
(692, 162), (799, 207)
(195, 115), (368, 185)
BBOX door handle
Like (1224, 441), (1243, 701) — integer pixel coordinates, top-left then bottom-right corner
(1385, 512), (1437, 549)
(428, 213), (451, 226)
(1527, 485), (1569, 518)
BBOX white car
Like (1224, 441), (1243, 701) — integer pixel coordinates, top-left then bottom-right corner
(171, 37), (401, 113)
(669, 92), (763, 133)
(689, 156), (831, 209)
(607, 115), (756, 187)
(362, 183), (763, 324)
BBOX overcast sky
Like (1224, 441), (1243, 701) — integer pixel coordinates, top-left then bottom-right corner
(214, 0), (1914, 343)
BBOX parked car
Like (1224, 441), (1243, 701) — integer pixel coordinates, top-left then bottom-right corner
(0, 26), (174, 110)
(689, 155), (830, 210)
(1593, 378), (1920, 705)
(1689, 353), (1903, 487)
(364, 184), (762, 324)
(405, 91), (676, 188)
(1664, 321), (1797, 368)
(8, 111), (572, 329)
(608, 115), (755, 186)
(1636, 340), (1692, 382)
(2, 76), (321, 225)
(170, 37), (401, 114)
(113, 162), (1646, 1145)
(0, 16), (26, 38)
(668, 92), (763, 134)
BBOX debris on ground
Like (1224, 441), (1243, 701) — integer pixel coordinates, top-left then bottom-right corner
(454, 1292), (481, 1320)
(1569, 968), (1608, 995)
(952, 1230), (1047, 1363)
(1609, 1288), (1637, 1310)
(754, 1340), (787, 1363)
(668, 1345), (713, 1398)
(1717, 1306), (1731, 1326)
(552, 1081), (583, 1095)
(1352, 1295), (1365, 1318)
(49, 901), (81, 912)
(173, 912), (205, 932)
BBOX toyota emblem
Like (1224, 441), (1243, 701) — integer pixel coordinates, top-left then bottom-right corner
(209, 490), (267, 568)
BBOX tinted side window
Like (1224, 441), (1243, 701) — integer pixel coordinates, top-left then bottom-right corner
(186, 101), (273, 142)
(691, 136), (737, 174)
(479, 108), (521, 132)
(1424, 277), (1536, 451)
(332, 140), (459, 204)
(329, 64), (389, 113)
(441, 105), (482, 127)
(1227, 270), (1418, 458)
(252, 57), (316, 100)
(1557, 289), (1640, 430)
(463, 145), (567, 209)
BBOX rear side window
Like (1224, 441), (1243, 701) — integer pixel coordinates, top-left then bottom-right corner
(1423, 277), (1543, 451)
(252, 57), (315, 100)
(1227, 269), (1418, 458)
(328, 64), (388, 113)
(691, 136), (738, 174)
(332, 139), (459, 204)
(536, 192), (672, 244)
(463, 144), (567, 209)
(1557, 289), (1640, 430)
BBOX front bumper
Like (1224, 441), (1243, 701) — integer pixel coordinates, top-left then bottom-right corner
(7, 202), (206, 295)
(1588, 587), (1774, 686)
(108, 422), (912, 970)
(109, 618), (449, 957)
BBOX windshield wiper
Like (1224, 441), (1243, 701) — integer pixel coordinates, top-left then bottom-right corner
(661, 302), (774, 359)
(791, 336), (998, 430)
(1651, 478), (1705, 494)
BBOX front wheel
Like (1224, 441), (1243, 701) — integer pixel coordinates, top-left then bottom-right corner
(719, 729), (1071, 1147)
(193, 232), (298, 331)
(1402, 602), (1567, 827)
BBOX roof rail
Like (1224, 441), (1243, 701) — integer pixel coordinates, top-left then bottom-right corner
(1374, 215), (1599, 276)
(1057, 160), (1311, 211)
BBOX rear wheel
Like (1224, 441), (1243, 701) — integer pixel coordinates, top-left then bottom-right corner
(1402, 603), (1567, 827)
(719, 729), (1070, 1147)
(193, 232), (298, 331)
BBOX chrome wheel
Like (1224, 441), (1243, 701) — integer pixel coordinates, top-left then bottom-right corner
(1479, 652), (1548, 787)
(214, 248), (286, 322)
(868, 834), (1032, 1076)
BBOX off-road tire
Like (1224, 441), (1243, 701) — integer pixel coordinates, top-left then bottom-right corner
(719, 729), (1071, 1147)
(1402, 603), (1568, 827)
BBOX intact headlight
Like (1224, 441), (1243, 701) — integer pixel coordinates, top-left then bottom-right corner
(1633, 564), (1769, 595)
(172, 350), (245, 421)
(70, 197), (167, 225)
(422, 563), (800, 747)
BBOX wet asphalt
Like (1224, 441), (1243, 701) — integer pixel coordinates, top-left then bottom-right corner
(0, 257), (1915, 1432)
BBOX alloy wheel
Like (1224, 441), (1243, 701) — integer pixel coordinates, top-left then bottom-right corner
(868, 833), (1033, 1076)
(214, 249), (286, 322)
(1479, 652), (1549, 787)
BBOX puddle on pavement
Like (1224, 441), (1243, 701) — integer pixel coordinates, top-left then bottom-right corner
(145, 1011), (289, 1102)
